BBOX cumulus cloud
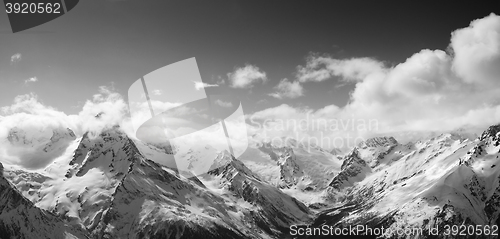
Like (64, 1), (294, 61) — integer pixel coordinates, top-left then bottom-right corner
(228, 64), (267, 88)
(451, 13), (500, 87)
(251, 14), (500, 149)
(24, 77), (38, 85)
(193, 81), (219, 91)
(341, 13), (500, 137)
(151, 89), (162, 96)
(269, 78), (304, 99)
(10, 53), (21, 64)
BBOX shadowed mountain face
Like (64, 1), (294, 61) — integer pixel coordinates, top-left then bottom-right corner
(203, 151), (311, 234)
(1, 124), (500, 238)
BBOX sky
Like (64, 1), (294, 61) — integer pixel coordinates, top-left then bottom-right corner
(1, 1), (500, 162)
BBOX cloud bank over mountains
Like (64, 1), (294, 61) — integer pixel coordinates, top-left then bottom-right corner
(252, 13), (500, 147)
(0, 14), (499, 168)
(0, 87), (131, 168)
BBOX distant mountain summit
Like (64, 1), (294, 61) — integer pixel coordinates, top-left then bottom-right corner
(0, 162), (87, 238)
(4, 126), (77, 169)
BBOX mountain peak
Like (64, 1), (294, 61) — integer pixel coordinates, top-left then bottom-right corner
(359, 136), (398, 148)
(0, 163), (87, 238)
(210, 150), (235, 169)
(330, 147), (343, 155)
(66, 125), (139, 179)
(480, 123), (500, 141)
(328, 148), (369, 190)
(347, 147), (360, 158)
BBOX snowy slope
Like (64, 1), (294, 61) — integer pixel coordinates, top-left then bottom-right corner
(311, 125), (500, 238)
(3, 126), (314, 239)
(131, 143), (312, 238)
(0, 162), (87, 239)
(200, 150), (311, 235)
(91, 150), (252, 239)
(236, 138), (342, 205)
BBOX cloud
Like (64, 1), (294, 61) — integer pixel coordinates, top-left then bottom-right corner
(251, 14), (500, 149)
(0, 83), (246, 173)
(1, 94), (71, 121)
(214, 99), (233, 108)
(193, 81), (219, 91)
(0, 84), (237, 170)
(74, 86), (130, 136)
(24, 77), (38, 85)
(2, 14), (500, 168)
(297, 56), (384, 83)
(228, 64), (267, 88)
(0, 94), (78, 169)
(248, 104), (355, 149)
(0, 86), (138, 168)
(341, 14), (500, 137)
(10, 53), (21, 64)
(269, 78), (304, 99)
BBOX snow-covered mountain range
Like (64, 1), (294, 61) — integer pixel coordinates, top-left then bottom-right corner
(1, 126), (311, 239)
(311, 126), (500, 238)
(1, 123), (500, 238)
